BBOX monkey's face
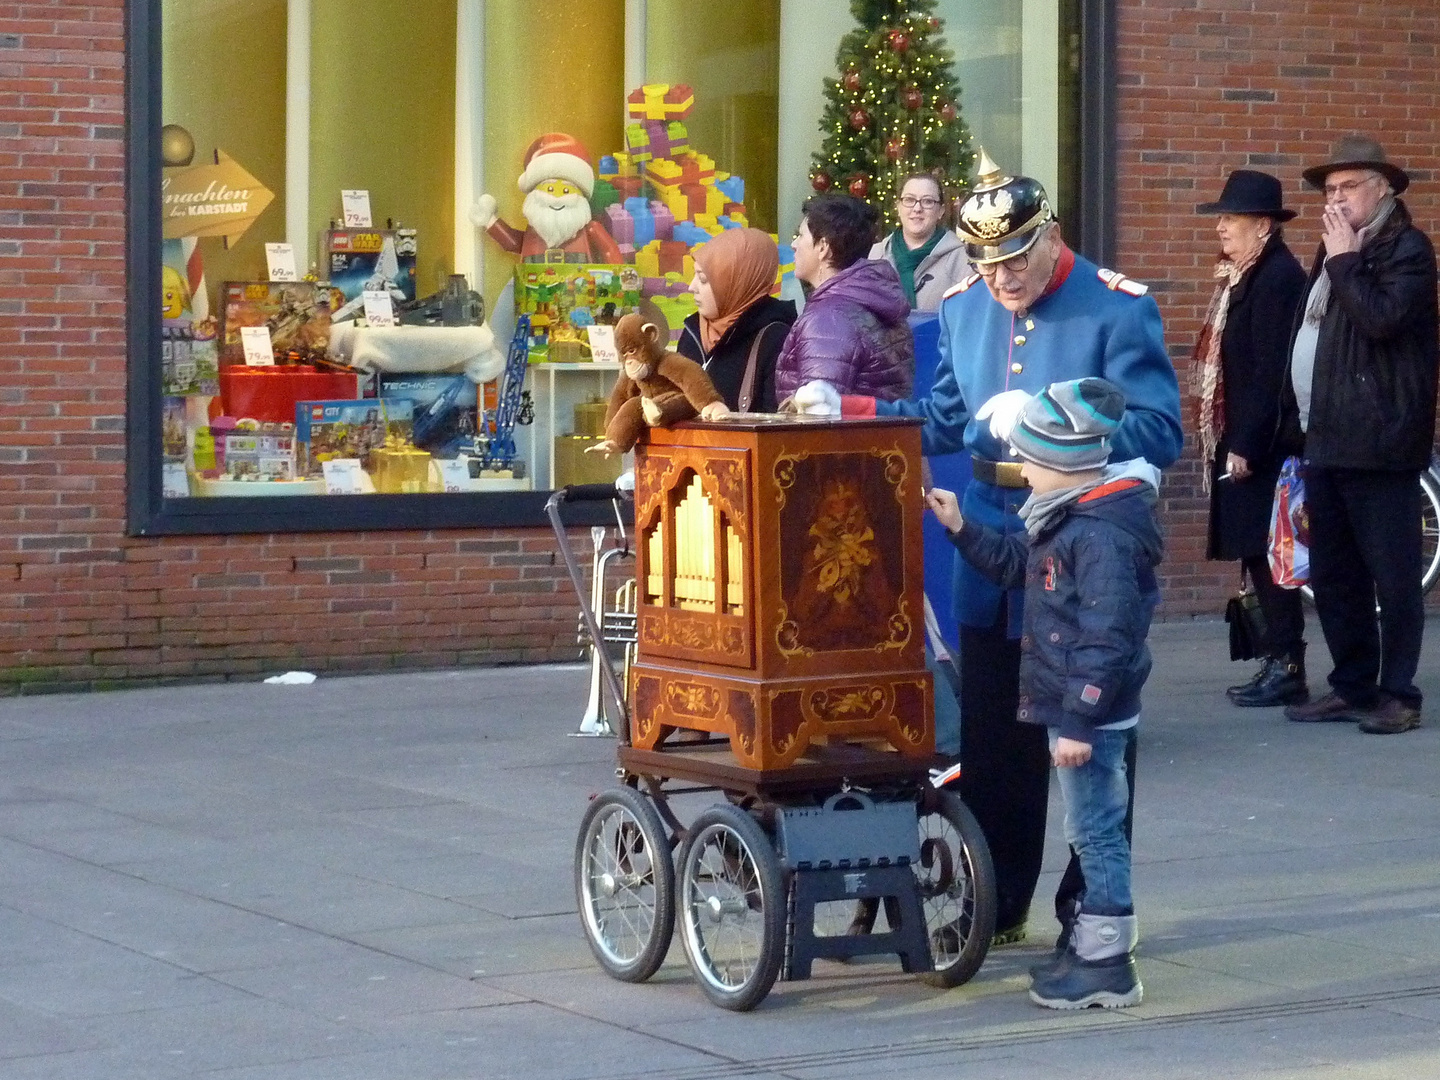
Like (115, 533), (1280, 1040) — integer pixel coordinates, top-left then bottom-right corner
(622, 349), (653, 381)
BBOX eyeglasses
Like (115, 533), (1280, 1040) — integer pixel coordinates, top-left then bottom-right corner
(1324, 175), (1381, 200)
(972, 252), (1030, 277)
(899, 196), (942, 209)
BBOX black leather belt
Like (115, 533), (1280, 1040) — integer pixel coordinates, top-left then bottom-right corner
(971, 455), (1030, 489)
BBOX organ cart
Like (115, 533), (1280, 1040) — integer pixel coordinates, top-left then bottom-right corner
(547, 415), (996, 1011)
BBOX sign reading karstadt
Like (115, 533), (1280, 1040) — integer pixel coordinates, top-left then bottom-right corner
(162, 151), (275, 243)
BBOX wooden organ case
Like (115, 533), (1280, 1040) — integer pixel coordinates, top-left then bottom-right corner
(629, 416), (933, 771)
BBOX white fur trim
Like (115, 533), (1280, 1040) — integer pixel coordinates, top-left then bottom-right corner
(518, 152), (595, 197)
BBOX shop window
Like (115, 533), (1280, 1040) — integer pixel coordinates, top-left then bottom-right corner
(130, 0), (1103, 535)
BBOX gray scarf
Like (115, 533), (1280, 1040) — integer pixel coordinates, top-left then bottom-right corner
(1017, 459), (1161, 539)
(1305, 195), (1397, 325)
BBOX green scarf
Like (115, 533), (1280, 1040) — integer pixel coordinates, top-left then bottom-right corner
(889, 227), (943, 306)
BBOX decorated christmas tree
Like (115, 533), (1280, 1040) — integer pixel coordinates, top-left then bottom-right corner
(811, 0), (973, 228)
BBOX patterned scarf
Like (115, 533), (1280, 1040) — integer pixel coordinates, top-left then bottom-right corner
(1190, 241), (1264, 491)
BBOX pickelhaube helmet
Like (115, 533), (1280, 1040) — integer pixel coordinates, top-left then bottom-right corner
(955, 148), (1055, 264)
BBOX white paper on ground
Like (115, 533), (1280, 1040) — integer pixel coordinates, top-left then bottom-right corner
(264, 671), (317, 685)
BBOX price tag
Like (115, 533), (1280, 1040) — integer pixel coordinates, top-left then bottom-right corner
(162, 461), (190, 498)
(341, 189), (373, 228)
(362, 290), (395, 327)
(264, 243), (298, 282)
(586, 324), (619, 364)
(240, 325), (275, 366)
(438, 459), (472, 492)
(321, 458), (365, 494)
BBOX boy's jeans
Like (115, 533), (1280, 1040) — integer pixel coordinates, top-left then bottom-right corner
(1048, 726), (1133, 916)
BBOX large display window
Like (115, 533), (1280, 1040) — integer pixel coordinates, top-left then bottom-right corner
(127, 0), (1112, 535)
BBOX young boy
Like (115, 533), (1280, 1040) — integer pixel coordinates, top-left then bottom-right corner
(926, 377), (1162, 1010)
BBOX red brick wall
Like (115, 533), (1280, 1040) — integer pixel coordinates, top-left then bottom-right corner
(1116, 0), (1440, 614)
(3, 0), (1438, 688)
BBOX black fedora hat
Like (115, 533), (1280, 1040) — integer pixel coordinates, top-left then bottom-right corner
(1301, 134), (1409, 194)
(1196, 170), (1296, 220)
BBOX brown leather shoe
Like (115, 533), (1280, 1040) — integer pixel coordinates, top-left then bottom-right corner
(1357, 698), (1422, 735)
(1284, 691), (1361, 723)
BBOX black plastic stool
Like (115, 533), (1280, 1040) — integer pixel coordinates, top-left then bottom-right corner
(785, 864), (932, 980)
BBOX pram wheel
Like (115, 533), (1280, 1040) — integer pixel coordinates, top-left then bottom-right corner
(676, 803), (785, 1011)
(915, 788), (996, 988)
(574, 787), (675, 982)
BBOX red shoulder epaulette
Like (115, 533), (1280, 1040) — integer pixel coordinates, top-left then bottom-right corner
(942, 272), (982, 300)
(1097, 268), (1149, 297)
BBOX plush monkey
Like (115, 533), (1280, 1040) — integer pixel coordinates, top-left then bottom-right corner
(587, 313), (729, 456)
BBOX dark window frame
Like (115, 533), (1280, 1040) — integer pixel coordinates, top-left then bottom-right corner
(124, 0), (1117, 537)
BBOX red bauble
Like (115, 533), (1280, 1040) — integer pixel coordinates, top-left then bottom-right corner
(885, 137), (908, 162)
(848, 174), (870, 198)
(928, 16), (940, 30)
(888, 30), (910, 52)
(902, 86), (923, 110)
(811, 172), (833, 192)
(939, 101), (958, 123)
(849, 108), (871, 130)
(843, 68), (862, 92)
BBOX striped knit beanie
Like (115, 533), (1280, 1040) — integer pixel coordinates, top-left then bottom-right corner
(1009, 377), (1125, 472)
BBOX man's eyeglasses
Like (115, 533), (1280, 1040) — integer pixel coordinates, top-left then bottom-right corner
(1324, 175), (1381, 200)
(972, 252), (1030, 276)
(899, 196), (942, 209)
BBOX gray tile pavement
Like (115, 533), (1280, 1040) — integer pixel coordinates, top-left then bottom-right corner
(0, 623), (1437, 1078)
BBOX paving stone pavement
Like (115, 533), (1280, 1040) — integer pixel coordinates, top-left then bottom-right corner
(0, 619), (1437, 1079)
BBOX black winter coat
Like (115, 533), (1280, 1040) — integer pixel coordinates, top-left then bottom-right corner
(677, 296), (796, 414)
(1279, 200), (1440, 471)
(1206, 233), (1307, 561)
(951, 476), (1164, 743)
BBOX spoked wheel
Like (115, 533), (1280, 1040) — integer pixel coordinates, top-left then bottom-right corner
(1301, 468), (1440, 604)
(914, 788), (996, 988)
(574, 786), (675, 982)
(676, 803), (785, 1011)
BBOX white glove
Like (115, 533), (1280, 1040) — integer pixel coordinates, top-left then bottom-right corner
(469, 193), (498, 230)
(975, 389), (1032, 442)
(791, 380), (841, 417)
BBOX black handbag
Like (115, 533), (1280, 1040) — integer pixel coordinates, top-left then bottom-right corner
(1224, 570), (1267, 662)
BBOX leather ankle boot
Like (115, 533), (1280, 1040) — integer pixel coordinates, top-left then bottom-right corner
(1230, 648), (1307, 708)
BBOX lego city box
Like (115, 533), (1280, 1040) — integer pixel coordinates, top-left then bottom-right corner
(295, 398), (415, 478)
(627, 416), (933, 772)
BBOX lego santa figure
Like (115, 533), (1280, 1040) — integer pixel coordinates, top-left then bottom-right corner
(471, 132), (623, 264)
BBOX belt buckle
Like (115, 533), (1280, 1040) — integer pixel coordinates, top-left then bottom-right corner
(995, 460), (1027, 488)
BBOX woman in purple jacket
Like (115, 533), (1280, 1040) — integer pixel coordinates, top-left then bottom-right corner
(775, 195), (915, 403)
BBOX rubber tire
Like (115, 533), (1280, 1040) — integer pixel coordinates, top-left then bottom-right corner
(676, 802), (785, 1012)
(574, 786), (675, 983)
(1300, 468), (1440, 604)
(915, 787), (997, 988)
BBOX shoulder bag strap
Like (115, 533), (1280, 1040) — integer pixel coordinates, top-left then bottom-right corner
(738, 321), (785, 412)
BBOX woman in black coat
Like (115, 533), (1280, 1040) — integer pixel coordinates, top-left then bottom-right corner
(676, 228), (795, 413)
(1194, 171), (1310, 707)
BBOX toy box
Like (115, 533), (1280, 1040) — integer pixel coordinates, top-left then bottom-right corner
(295, 398), (415, 478)
(513, 263), (644, 361)
(220, 282), (338, 366)
(378, 373), (476, 455)
(322, 227), (418, 304)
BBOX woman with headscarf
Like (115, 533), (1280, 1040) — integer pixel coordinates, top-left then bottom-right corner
(1193, 170), (1309, 707)
(676, 228), (796, 414)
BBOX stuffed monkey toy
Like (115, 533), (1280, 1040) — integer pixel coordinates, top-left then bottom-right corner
(587, 313), (730, 456)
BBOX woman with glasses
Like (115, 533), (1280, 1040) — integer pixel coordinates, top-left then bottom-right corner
(870, 173), (968, 311)
(1192, 170), (1309, 708)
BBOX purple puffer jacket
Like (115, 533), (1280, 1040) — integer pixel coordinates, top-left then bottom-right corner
(774, 259), (915, 402)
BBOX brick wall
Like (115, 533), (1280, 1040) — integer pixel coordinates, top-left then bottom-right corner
(1116, 0), (1440, 614)
(2, 0), (1438, 688)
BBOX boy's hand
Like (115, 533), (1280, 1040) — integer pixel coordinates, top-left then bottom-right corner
(925, 487), (963, 532)
(1052, 737), (1092, 768)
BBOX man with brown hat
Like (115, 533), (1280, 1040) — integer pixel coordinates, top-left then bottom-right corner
(1280, 135), (1439, 735)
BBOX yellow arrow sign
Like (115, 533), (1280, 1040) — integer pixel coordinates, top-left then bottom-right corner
(161, 150), (275, 243)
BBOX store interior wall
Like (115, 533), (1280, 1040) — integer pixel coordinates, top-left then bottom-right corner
(161, 0), (288, 308)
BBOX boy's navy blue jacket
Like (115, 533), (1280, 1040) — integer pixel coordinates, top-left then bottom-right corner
(949, 468), (1164, 742)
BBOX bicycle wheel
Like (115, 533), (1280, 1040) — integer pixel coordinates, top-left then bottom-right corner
(676, 802), (785, 1011)
(574, 787), (675, 982)
(914, 787), (996, 988)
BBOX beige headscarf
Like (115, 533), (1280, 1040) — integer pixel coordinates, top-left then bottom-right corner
(693, 228), (779, 353)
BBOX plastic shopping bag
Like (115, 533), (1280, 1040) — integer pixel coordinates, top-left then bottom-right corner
(1267, 456), (1310, 588)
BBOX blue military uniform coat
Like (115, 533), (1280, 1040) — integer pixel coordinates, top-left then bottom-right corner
(877, 248), (1183, 637)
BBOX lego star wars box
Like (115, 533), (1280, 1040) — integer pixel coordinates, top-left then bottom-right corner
(295, 398), (415, 478)
(220, 282), (338, 366)
(323, 228), (418, 304)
